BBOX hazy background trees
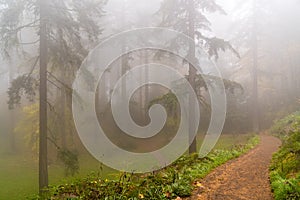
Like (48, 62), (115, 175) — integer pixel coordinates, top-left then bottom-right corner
(0, 0), (299, 197)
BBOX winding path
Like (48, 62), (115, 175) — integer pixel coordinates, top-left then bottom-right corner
(186, 135), (281, 200)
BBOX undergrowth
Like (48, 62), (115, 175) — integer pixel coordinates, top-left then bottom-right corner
(270, 111), (300, 200)
(30, 135), (259, 200)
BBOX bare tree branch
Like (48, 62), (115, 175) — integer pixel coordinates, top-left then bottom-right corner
(47, 71), (73, 93)
(5, 20), (39, 34)
(47, 78), (62, 90)
(19, 39), (40, 45)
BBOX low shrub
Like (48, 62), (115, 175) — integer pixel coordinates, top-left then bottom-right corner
(270, 111), (300, 200)
(31, 135), (259, 200)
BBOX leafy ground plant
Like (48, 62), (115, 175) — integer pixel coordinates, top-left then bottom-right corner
(31, 135), (259, 200)
(270, 111), (300, 200)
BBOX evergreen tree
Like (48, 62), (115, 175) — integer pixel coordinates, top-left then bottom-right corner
(0, 0), (107, 192)
(230, 0), (273, 131)
(157, 0), (239, 153)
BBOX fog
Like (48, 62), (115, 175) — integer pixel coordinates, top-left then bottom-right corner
(0, 0), (299, 198)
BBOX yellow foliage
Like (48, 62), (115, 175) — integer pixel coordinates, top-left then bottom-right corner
(14, 103), (39, 156)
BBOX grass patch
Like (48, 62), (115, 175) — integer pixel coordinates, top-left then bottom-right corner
(0, 152), (115, 200)
(0, 133), (256, 200)
(32, 134), (259, 200)
(0, 154), (38, 200)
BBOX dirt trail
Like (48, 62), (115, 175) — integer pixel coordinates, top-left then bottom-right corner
(186, 135), (281, 200)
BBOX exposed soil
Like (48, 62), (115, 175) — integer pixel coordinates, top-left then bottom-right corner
(185, 135), (281, 200)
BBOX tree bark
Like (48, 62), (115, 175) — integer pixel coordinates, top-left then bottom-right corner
(144, 50), (149, 122)
(121, 0), (127, 102)
(60, 84), (67, 148)
(8, 59), (16, 153)
(188, 0), (197, 154)
(252, 0), (259, 133)
(39, 0), (49, 193)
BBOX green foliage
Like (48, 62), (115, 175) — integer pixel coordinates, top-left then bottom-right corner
(31, 135), (259, 200)
(1, 0), (107, 109)
(270, 111), (300, 140)
(15, 103), (80, 176)
(196, 33), (240, 60)
(270, 111), (300, 200)
(158, 0), (239, 60)
(15, 103), (39, 155)
(159, 0), (225, 33)
(57, 149), (80, 177)
(7, 75), (38, 109)
(150, 75), (243, 111)
(270, 171), (300, 200)
(149, 93), (179, 116)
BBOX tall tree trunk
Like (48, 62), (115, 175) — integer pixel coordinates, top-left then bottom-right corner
(188, 0), (197, 154)
(57, 30), (66, 149)
(60, 84), (66, 149)
(279, 57), (287, 103)
(144, 50), (149, 123)
(139, 60), (143, 123)
(121, 0), (127, 102)
(252, 0), (259, 133)
(121, 47), (127, 101)
(8, 60), (16, 153)
(39, 0), (49, 193)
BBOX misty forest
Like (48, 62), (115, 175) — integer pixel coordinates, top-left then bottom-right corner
(0, 0), (299, 199)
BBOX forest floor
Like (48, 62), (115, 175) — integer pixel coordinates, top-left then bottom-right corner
(185, 134), (281, 200)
